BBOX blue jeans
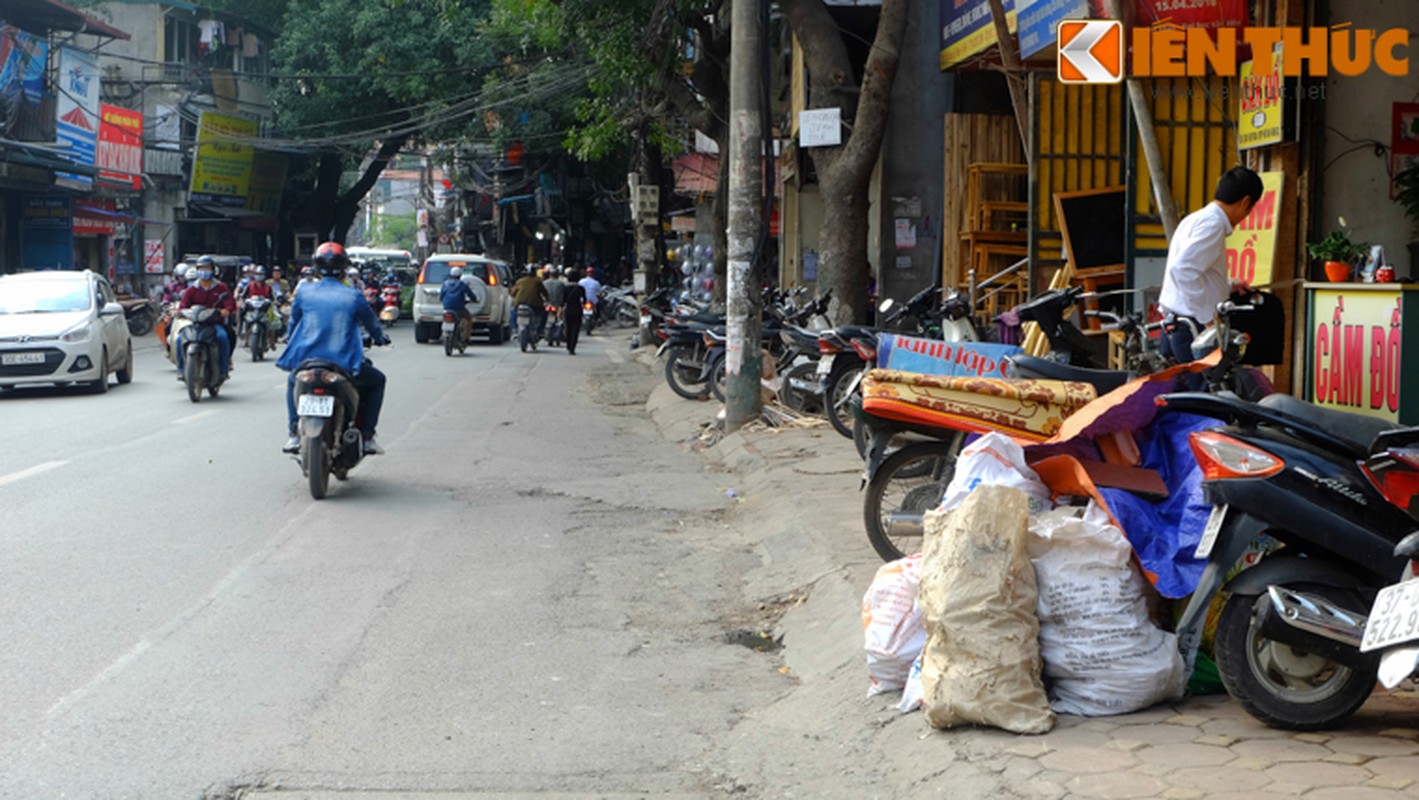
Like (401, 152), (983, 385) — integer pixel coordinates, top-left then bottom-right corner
(286, 361), (386, 439)
(177, 326), (230, 378)
(1161, 315), (1206, 391)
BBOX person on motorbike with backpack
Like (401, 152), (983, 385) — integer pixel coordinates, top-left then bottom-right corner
(441, 265), (477, 340)
(278, 242), (390, 455)
(178, 255), (235, 380)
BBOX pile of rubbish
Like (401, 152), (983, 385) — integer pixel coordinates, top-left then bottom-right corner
(863, 433), (1189, 734)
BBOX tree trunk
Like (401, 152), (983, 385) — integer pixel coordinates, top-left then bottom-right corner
(780, 0), (909, 325)
(332, 135), (410, 243)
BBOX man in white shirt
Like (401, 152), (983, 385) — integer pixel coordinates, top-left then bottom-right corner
(578, 267), (603, 333)
(1158, 166), (1263, 365)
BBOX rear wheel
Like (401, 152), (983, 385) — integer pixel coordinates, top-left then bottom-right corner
(863, 440), (961, 561)
(184, 352), (201, 403)
(664, 345), (711, 400)
(709, 358), (727, 402)
(778, 362), (823, 414)
(1214, 585), (1377, 730)
(826, 361), (865, 439)
(305, 436), (330, 499)
(444, 329), (455, 357)
(415, 323), (431, 344)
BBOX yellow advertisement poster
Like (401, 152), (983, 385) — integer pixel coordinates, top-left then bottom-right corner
(189, 111), (258, 206)
(245, 151), (289, 216)
(1308, 287), (1403, 422)
(1238, 45), (1285, 150)
(1225, 171), (1284, 287)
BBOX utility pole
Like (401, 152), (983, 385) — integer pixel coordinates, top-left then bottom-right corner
(724, 0), (764, 431)
(1103, 0), (1180, 238)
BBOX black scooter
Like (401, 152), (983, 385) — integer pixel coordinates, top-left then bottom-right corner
(1160, 369), (1413, 730)
(292, 341), (386, 499)
(178, 306), (227, 403)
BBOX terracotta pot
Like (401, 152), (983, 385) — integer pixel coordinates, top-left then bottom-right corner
(1324, 260), (1352, 282)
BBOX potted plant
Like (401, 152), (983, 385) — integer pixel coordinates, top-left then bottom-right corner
(1307, 227), (1368, 282)
(1394, 162), (1419, 273)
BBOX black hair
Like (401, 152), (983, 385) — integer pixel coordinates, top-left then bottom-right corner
(1214, 166), (1264, 206)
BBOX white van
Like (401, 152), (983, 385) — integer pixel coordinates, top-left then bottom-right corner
(413, 254), (512, 344)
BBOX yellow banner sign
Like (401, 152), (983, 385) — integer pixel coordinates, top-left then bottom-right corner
(1225, 171), (1284, 287)
(189, 111), (258, 207)
(1309, 287), (1403, 422)
(1238, 46), (1285, 150)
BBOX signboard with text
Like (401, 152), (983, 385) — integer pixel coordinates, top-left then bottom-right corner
(1307, 287), (1404, 423)
(1225, 171), (1284, 287)
(144, 239), (166, 274)
(97, 104), (143, 190)
(55, 47), (99, 190)
(940, 0), (1016, 69)
(20, 195), (74, 270)
(188, 111), (259, 206)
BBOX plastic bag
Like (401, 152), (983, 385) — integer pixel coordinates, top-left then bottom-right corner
(899, 653), (924, 713)
(863, 554), (925, 696)
(939, 432), (1052, 514)
(1028, 503), (1188, 716)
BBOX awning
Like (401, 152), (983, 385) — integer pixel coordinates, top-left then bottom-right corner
(0, 141), (99, 175)
(5, 0), (132, 39)
(73, 202), (167, 226)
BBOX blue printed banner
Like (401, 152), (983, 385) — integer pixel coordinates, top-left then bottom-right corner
(1017, 0), (1094, 58)
(877, 334), (1024, 379)
(55, 46), (100, 189)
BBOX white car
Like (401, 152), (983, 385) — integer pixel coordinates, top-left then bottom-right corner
(0, 270), (134, 393)
(412, 255), (512, 345)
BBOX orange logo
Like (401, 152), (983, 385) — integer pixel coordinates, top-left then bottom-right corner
(1058, 20), (1124, 84)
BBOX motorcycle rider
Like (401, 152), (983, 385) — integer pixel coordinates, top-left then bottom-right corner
(511, 268), (549, 340)
(578, 267), (603, 334)
(278, 242), (390, 455)
(177, 255), (235, 380)
(161, 264), (189, 304)
(441, 265), (477, 339)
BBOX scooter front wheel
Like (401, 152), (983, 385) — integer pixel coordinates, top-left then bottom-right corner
(1213, 584), (1377, 730)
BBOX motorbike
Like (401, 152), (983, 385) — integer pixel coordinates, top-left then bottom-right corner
(544, 303), (563, 347)
(291, 342), (386, 499)
(379, 285), (401, 326)
(119, 297), (160, 337)
(243, 295), (276, 362)
(583, 299), (598, 335)
(1362, 525), (1419, 692)
(177, 306), (227, 403)
(442, 310), (468, 356)
(517, 304), (539, 352)
(1153, 300), (1409, 730)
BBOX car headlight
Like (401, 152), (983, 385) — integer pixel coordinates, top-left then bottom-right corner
(60, 324), (93, 343)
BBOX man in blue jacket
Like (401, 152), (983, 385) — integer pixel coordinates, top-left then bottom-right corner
(278, 242), (390, 454)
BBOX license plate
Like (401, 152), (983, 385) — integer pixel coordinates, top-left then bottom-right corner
(816, 355), (835, 377)
(1362, 578), (1419, 652)
(1, 352), (44, 365)
(441, 322), (455, 333)
(1195, 504), (1228, 559)
(297, 394), (335, 417)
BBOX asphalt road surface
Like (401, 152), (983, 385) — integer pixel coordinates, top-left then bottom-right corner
(0, 328), (779, 798)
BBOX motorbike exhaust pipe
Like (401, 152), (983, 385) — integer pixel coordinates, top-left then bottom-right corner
(1256, 586), (1373, 669)
(340, 427), (362, 463)
(885, 513), (924, 539)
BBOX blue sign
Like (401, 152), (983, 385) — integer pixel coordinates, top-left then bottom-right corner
(940, 0), (1016, 69)
(55, 46), (99, 189)
(1017, 0), (1094, 58)
(20, 195), (74, 270)
(877, 334), (1024, 379)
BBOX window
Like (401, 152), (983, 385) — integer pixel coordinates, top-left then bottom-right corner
(163, 15), (197, 65)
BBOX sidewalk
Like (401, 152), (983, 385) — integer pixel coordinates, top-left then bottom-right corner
(644, 370), (1419, 799)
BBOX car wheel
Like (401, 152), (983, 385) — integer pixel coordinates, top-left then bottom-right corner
(414, 323), (431, 344)
(116, 341), (134, 385)
(489, 322), (505, 345)
(88, 348), (110, 394)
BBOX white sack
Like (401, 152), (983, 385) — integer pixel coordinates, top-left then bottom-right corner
(939, 432), (1052, 514)
(863, 554), (925, 696)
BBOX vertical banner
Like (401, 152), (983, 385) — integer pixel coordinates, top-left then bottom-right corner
(20, 195), (74, 270)
(188, 110), (258, 206)
(144, 239), (166, 274)
(97, 104), (144, 189)
(55, 47), (100, 189)
(1224, 171), (1284, 287)
(244, 150), (288, 216)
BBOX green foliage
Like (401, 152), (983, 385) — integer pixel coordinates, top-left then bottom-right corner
(369, 212), (418, 251)
(1307, 228), (1369, 264)
(1395, 163), (1419, 236)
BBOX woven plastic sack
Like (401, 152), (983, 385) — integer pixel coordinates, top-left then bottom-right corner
(863, 554), (925, 696)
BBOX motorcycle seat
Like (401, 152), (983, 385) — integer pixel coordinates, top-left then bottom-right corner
(295, 358), (353, 379)
(834, 325), (886, 340)
(1258, 393), (1395, 455)
(1007, 355), (1131, 395)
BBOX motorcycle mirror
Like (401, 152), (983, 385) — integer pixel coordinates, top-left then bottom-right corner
(878, 298), (895, 314)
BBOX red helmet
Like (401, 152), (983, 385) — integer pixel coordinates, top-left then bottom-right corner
(312, 242), (349, 276)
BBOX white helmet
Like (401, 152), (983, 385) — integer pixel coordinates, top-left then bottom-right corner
(184, 265), (199, 280)
(174, 262), (189, 277)
(449, 266), (463, 278)
(346, 266), (359, 276)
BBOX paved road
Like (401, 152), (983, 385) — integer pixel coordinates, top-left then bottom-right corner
(0, 330), (771, 799)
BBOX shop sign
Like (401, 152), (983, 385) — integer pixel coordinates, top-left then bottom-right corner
(1237, 45), (1287, 150)
(188, 110), (258, 207)
(20, 195), (73, 270)
(0, 24), (48, 106)
(244, 150), (288, 216)
(1018, 0), (1090, 59)
(97, 104), (143, 190)
(1224, 171), (1283, 286)
(1310, 289), (1402, 422)
(55, 46), (100, 190)
(798, 108), (841, 148)
(73, 199), (117, 236)
(1135, 0), (1248, 30)
(939, 0), (1016, 70)
(144, 239), (166, 274)
(1017, 0), (1244, 62)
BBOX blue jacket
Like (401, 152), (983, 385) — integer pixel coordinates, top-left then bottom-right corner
(277, 277), (385, 374)
(441, 277), (476, 312)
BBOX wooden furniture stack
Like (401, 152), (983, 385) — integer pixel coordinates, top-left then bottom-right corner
(957, 163), (1028, 318)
